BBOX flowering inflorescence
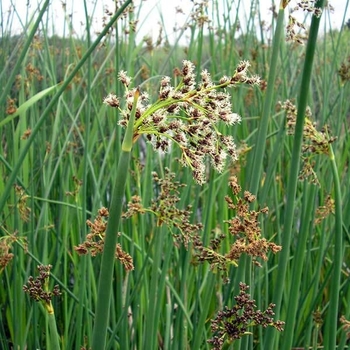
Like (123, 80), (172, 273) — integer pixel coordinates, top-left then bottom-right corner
(74, 207), (134, 271)
(286, 1), (323, 44)
(194, 228), (231, 283)
(340, 315), (350, 340)
(0, 230), (27, 273)
(188, 0), (212, 30)
(338, 56), (350, 85)
(281, 99), (337, 184)
(195, 175), (281, 282)
(11, 184), (31, 222)
(123, 168), (203, 248)
(0, 238), (14, 273)
(104, 60), (260, 184)
(224, 176), (282, 266)
(23, 265), (61, 314)
(123, 170), (281, 273)
(0, 237), (15, 273)
(314, 194), (335, 225)
(207, 282), (285, 349)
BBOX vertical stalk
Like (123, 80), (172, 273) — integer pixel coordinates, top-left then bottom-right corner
(91, 90), (139, 349)
(244, 2), (285, 348)
(281, 180), (317, 348)
(323, 144), (343, 349)
(47, 312), (61, 350)
(264, 0), (325, 348)
(38, 295), (61, 350)
(76, 0), (91, 345)
(248, 1), (286, 195)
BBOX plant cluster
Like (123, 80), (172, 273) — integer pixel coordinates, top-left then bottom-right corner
(1, 0), (347, 348)
(75, 163), (283, 346)
(78, 166), (282, 293)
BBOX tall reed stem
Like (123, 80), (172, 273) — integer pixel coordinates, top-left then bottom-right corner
(323, 144), (343, 349)
(91, 90), (139, 349)
(248, 2), (285, 194)
(264, 0), (326, 348)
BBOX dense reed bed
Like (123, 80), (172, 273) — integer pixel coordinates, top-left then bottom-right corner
(1, 0), (350, 349)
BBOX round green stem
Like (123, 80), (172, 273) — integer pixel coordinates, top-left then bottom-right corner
(91, 90), (139, 349)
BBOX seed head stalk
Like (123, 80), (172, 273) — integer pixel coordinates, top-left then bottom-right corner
(91, 90), (139, 349)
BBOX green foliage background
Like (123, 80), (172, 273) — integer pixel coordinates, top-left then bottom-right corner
(0, 0), (349, 349)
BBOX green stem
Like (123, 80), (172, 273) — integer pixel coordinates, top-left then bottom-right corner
(143, 226), (166, 350)
(91, 90), (139, 349)
(281, 180), (317, 348)
(39, 302), (61, 350)
(47, 311), (61, 350)
(76, 0), (92, 346)
(323, 144), (343, 349)
(191, 272), (215, 350)
(264, 1), (325, 348)
(248, 1), (286, 195)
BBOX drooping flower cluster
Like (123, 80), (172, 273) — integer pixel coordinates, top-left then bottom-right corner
(195, 175), (281, 282)
(0, 236), (15, 272)
(314, 194), (335, 225)
(74, 207), (134, 271)
(122, 168), (203, 249)
(12, 184), (31, 222)
(340, 315), (350, 340)
(207, 282), (285, 349)
(104, 60), (260, 184)
(338, 56), (350, 85)
(0, 231), (27, 273)
(281, 99), (337, 184)
(224, 177), (282, 266)
(286, 0), (323, 44)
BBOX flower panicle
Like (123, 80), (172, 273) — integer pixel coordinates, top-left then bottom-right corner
(74, 207), (134, 271)
(207, 282), (285, 349)
(281, 99), (337, 185)
(104, 60), (260, 184)
(194, 176), (281, 284)
(23, 265), (61, 313)
(286, 0), (323, 44)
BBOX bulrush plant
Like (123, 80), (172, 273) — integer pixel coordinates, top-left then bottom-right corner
(81, 59), (283, 349)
